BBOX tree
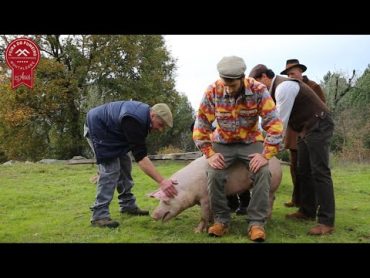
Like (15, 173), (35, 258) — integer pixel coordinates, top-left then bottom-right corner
(146, 93), (196, 154)
(0, 58), (80, 160)
(322, 67), (370, 161)
(0, 35), (194, 161)
(322, 70), (356, 112)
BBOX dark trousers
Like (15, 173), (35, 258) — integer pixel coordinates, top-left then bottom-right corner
(227, 191), (251, 211)
(289, 149), (301, 206)
(297, 115), (335, 226)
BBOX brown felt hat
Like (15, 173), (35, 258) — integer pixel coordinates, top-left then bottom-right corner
(280, 59), (307, 75)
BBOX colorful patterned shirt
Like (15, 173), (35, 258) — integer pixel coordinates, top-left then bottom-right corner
(193, 77), (283, 159)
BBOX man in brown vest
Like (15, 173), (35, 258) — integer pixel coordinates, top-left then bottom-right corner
(249, 64), (335, 235)
(280, 59), (326, 208)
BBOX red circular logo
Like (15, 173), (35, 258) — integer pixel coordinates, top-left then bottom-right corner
(5, 37), (40, 89)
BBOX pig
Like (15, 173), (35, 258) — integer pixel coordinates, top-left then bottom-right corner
(150, 156), (282, 233)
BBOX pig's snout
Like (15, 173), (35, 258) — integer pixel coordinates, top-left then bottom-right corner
(151, 208), (171, 222)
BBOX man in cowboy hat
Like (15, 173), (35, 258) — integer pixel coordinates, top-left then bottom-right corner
(281, 59), (325, 102)
(280, 59), (326, 209)
(249, 64), (335, 236)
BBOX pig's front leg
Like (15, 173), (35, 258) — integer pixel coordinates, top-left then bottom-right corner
(194, 196), (212, 233)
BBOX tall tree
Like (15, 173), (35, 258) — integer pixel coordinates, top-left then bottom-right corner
(322, 67), (370, 161)
(322, 70), (356, 112)
(146, 93), (195, 154)
(0, 35), (193, 161)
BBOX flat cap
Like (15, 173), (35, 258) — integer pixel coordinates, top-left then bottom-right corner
(217, 56), (246, 79)
(152, 103), (173, 128)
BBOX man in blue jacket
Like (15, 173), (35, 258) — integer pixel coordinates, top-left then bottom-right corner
(85, 101), (178, 228)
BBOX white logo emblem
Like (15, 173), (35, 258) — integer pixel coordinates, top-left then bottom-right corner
(15, 49), (30, 56)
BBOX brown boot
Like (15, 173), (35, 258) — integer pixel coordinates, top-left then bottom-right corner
(208, 223), (229, 237)
(248, 225), (266, 242)
(284, 200), (297, 208)
(308, 224), (334, 235)
(286, 211), (315, 221)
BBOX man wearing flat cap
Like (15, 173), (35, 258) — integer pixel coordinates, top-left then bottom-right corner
(280, 59), (326, 209)
(249, 64), (335, 236)
(193, 56), (284, 242)
(85, 100), (177, 228)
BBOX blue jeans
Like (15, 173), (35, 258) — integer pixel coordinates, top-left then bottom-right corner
(84, 124), (137, 221)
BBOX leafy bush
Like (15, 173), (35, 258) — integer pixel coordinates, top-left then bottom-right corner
(276, 149), (289, 162)
(0, 149), (7, 163)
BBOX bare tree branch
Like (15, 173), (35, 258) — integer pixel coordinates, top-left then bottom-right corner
(339, 69), (356, 98)
(1, 35), (9, 45)
(39, 47), (54, 57)
(334, 69), (356, 108)
(334, 76), (339, 103)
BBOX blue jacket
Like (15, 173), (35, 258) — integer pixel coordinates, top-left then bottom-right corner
(86, 101), (150, 163)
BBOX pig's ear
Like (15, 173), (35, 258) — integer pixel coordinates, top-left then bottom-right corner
(147, 190), (160, 199)
(147, 190), (170, 202)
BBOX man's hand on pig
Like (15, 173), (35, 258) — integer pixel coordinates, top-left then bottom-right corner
(159, 179), (178, 198)
(208, 153), (225, 169)
(248, 153), (268, 173)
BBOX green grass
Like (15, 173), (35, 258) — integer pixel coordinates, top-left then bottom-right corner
(0, 160), (370, 243)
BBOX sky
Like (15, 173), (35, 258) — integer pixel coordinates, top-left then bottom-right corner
(164, 35), (370, 110)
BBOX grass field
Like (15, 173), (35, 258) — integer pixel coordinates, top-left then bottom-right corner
(0, 160), (370, 243)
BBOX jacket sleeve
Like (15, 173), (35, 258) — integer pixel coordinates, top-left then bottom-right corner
(258, 89), (284, 159)
(192, 89), (216, 158)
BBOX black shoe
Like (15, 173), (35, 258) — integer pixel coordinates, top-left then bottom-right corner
(91, 218), (119, 228)
(235, 206), (247, 216)
(121, 207), (149, 216)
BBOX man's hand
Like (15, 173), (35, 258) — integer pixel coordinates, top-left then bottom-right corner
(159, 179), (178, 198)
(208, 153), (225, 169)
(248, 153), (268, 173)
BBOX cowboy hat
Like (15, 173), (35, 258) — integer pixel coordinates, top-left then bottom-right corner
(280, 59), (307, 75)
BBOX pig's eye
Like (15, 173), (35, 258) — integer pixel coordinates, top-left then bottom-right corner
(163, 200), (171, 205)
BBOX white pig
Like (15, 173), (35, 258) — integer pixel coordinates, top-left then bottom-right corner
(150, 156), (282, 232)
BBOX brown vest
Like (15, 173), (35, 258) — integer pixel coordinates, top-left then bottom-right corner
(270, 76), (329, 134)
